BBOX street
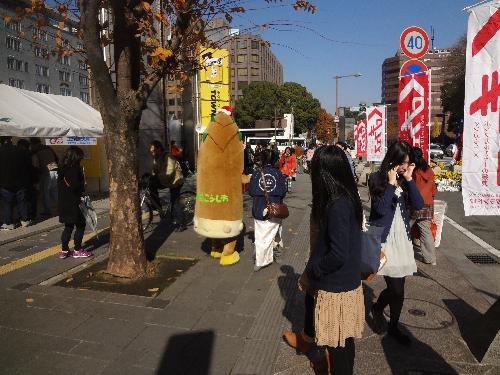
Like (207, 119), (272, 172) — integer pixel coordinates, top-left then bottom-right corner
(0, 174), (498, 374)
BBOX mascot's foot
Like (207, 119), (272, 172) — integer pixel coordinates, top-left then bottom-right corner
(220, 252), (240, 266)
(210, 251), (222, 259)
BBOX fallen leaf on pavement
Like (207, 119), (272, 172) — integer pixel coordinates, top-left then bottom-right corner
(176, 269), (183, 273)
(148, 288), (159, 292)
(25, 298), (34, 303)
(66, 278), (73, 283)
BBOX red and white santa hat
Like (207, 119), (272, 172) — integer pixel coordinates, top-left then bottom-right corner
(217, 106), (233, 117)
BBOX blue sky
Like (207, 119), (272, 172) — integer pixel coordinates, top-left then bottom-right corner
(232, 0), (473, 113)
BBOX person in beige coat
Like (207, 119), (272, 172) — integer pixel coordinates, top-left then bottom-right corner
(149, 140), (185, 232)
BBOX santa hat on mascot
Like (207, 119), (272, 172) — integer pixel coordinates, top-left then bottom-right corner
(217, 106), (234, 118)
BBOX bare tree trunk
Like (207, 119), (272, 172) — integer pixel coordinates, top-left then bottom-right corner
(104, 114), (147, 279)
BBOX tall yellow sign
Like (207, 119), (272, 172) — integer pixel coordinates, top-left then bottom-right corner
(199, 48), (230, 127)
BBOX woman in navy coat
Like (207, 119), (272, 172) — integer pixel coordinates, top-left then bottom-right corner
(369, 141), (423, 346)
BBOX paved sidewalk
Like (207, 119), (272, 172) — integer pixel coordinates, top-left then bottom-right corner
(0, 174), (499, 374)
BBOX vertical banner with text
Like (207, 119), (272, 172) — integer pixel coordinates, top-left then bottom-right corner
(199, 48), (230, 127)
(463, 4), (500, 216)
(355, 120), (367, 158)
(366, 106), (386, 161)
(398, 72), (429, 160)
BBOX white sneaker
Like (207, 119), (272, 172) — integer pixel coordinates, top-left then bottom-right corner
(21, 220), (32, 228)
(1, 224), (15, 230)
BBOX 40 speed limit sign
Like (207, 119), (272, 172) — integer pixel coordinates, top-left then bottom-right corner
(400, 26), (429, 59)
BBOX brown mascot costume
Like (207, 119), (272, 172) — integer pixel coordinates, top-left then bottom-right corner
(194, 106), (248, 266)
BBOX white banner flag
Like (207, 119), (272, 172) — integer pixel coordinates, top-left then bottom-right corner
(366, 106), (386, 162)
(463, 3), (500, 215)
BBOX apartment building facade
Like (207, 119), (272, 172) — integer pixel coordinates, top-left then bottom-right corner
(228, 34), (283, 106)
(0, 0), (90, 103)
(382, 48), (451, 140)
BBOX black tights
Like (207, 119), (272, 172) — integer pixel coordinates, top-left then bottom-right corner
(374, 276), (406, 327)
(61, 223), (85, 251)
(327, 337), (355, 375)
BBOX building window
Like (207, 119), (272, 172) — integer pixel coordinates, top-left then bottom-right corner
(60, 87), (72, 96)
(237, 68), (247, 76)
(33, 28), (48, 41)
(8, 78), (24, 89)
(236, 40), (247, 49)
(237, 54), (246, 63)
(251, 54), (259, 63)
(6, 36), (21, 51)
(34, 46), (49, 58)
(58, 55), (71, 66)
(79, 74), (89, 87)
(238, 81), (248, 89)
(251, 67), (259, 76)
(177, 111), (183, 118)
(78, 60), (88, 70)
(5, 20), (22, 32)
(80, 92), (89, 103)
(36, 83), (50, 94)
(59, 70), (72, 82)
(7, 57), (28, 72)
(168, 99), (175, 106)
(231, 83), (235, 90)
(35, 64), (49, 77)
(251, 40), (260, 49)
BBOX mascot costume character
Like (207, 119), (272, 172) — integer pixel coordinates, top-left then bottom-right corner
(194, 106), (248, 266)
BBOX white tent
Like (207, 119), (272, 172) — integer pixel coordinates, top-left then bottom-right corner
(0, 84), (103, 137)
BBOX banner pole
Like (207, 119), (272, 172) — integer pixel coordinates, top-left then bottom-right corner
(428, 69), (432, 162)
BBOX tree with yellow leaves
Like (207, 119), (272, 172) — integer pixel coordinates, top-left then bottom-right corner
(6, 0), (316, 279)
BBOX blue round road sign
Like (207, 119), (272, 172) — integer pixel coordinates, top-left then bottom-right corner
(400, 59), (428, 77)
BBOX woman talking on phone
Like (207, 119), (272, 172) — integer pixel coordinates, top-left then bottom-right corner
(368, 141), (423, 346)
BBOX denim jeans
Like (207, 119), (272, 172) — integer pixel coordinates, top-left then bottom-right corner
(0, 188), (29, 224)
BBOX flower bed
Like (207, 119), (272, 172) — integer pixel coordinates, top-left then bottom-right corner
(435, 171), (462, 192)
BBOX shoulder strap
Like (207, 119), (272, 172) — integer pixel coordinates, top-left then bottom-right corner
(259, 168), (270, 205)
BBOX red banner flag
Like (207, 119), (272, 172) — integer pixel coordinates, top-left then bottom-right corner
(355, 120), (367, 158)
(398, 72), (429, 160)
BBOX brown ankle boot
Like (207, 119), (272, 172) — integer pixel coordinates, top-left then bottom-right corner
(282, 331), (312, 354)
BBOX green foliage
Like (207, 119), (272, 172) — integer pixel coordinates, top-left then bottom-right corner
(234, 81), (321, 134)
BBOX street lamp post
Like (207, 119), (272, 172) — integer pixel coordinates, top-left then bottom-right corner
(333, 73), (362, 142)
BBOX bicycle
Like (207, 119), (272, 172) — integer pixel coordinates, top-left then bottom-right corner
(139, 174), (196, 232)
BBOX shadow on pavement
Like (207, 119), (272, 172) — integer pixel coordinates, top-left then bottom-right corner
(199, 229), (247, 256)
(145, 218), (176, 261)
(278, 265), (303, 334)
(443, 297), (500, 362)
(156, 330), (214, 374)
(364, 283), (459, 374)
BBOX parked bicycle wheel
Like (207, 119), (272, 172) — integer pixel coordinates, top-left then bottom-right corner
(140, 195), (153, 232)
(179, 191), (196, 226)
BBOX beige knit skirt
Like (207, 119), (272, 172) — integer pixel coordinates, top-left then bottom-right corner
(314, 285), (365, 348)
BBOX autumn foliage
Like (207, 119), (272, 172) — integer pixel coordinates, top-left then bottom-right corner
(315, 109), (335, 144)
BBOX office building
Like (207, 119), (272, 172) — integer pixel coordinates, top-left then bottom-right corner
(0, 0), (90, 103)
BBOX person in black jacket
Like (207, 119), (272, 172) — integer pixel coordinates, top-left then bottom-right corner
(301, 145), (365, 375)
(57, 146), (92, 259)
(248, 148), (287, 271)
(0, 137), (32, 230)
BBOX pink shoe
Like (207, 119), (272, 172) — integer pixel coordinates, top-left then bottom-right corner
(59, 250), (71, 259)
(72, 249), (93, 258)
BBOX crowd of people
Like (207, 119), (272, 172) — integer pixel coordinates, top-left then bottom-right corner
(277, 140), (435, 374)
(0, 137), (59, 230)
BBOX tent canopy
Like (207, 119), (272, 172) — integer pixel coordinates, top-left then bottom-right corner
(0, 84), (103, 137)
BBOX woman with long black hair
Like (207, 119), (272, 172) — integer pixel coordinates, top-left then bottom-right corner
(300, 145), (365, 375)
(58, 146), (92, 258)
(369, 141), (423, 346)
